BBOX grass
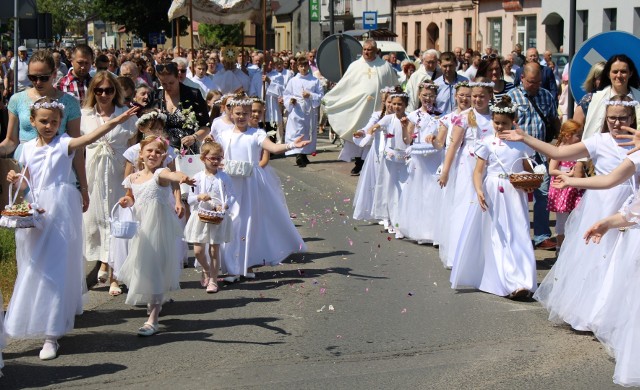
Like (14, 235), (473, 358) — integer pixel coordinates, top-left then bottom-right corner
(0, 228), (17, 309)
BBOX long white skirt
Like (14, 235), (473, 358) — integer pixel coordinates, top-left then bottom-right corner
(533, 185), (632, 330)
(396, 151), (443, 242)
(4, 184), (85, 339)
(116, 200), (183, 306)
(372, 158), (408, 224)
(581, 227), (640, 387)
(221, 167), (306, 276)
(353, 149), (382, 221)
(439, 150), (475, 268)
(450, 177), (537, 296)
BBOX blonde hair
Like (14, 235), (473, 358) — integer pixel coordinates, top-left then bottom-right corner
(136, 136), (169, 170)
(200, 138), (223, 158)
(467, 77), (493, 128)
(84, 71), (125, 109)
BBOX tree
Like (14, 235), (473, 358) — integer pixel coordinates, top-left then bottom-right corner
(198, 23), (244, 47)
(92, 0), (188, 45)
(37, 0), (95, 36)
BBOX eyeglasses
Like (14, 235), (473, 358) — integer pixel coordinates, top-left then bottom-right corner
(606, 115), (631, 123)
(178, 69), (187, 74)
(120, 73), (133, 78)
(206, 156), (223, 162)
(94, 87), (115, 95)
(27, 74), (51, 83)
(154, 62), (178, 74)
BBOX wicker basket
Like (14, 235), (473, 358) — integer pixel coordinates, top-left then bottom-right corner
(110, 204), (138, 239)
(508, 157), (545, 192)
(197, 200), (225, 225)
(0, 175), (42, 229)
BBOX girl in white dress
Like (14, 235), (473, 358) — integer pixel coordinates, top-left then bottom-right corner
(396, 81), (443, 243)
(501, 95), (638, 330)
(116, 136), (195, 336)
(82, 72), (138, 295)
(210, 95), (235, 142)
(218, 98), (310, 281)
(450, 96), (537, 298)
(429, 82), (471, 252)
(109, 110), (179, 289)
(369, 92), (411, 237)
(439, 79), (494, 268)
(184, 139), (236, 293)
(352, 87), (394, 223)
(4, 97), (138, 359)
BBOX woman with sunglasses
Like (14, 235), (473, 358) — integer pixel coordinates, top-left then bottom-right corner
(0, 50), (89, 210)
(81, 71), (138, 295)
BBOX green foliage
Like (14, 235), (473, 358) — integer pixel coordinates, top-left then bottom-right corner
(37, 0), (94, 36)
(198, 23), (244, 47)
(0, 228), (16, 307)
(92, 0), (188, 44)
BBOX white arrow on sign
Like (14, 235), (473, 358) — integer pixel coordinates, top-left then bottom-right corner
(584, 48), (606, 66)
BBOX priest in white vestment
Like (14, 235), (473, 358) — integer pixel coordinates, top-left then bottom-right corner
(323, 39), (399, 174)
(283, 58), (324, 167)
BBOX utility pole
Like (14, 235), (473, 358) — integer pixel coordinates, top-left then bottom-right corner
(568, 0), (576, 119)
(13, 0), (18, 94)
(329, 0), (334, 35)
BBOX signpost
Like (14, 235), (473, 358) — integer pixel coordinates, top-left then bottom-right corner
(363, 11), (377, 31)
(569, 31), (640, 102)
(309, 0), (319, 22)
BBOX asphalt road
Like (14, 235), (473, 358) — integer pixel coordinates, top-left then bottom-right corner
(1, 138), (620, 389)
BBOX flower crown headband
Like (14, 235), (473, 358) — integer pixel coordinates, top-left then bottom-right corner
(251, 97), (265, 104)
(30, 100), (65, 111)
(419, 82), (439, 92)
(454, 81), (470, 89)
(604, 100), (639, 107)
(228, 98), (254, 107)
(389, 92), (409, 99)
(380, 86), (397, 94)
(468, 81), (495, 88)
(490, 105), (517, 114)
(135, 111), (167, 128)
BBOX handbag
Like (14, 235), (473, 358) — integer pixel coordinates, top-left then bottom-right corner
(526, 95), (560, 143)
(175, 152), (204, 195)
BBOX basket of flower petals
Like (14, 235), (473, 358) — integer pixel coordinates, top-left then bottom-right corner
(197, 199), (225, 225)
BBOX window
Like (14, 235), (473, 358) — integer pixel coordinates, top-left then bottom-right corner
(402, 22), (408, 51)
(488, 18), (502, 53)
(464, 18), (472, 50)
(577, 10), (589, 46)
(603, 8), (617, 31)
(635, 8), (640, 36)
(516, 15), (536, 50)
(445, 19), (452, 52)
(415, 21), (421, 52)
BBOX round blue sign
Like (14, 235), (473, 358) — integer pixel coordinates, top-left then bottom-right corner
(570, 31), (640, 102)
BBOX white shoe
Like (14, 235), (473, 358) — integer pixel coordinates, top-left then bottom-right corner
(387, 226), (396, 234)
(395, 232), (405, 239)
(244, 272), (256, 279)
(223, 275), (240, 283)
(39, 339), (59, 360)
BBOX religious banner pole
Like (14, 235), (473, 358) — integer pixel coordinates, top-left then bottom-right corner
(189, 0), (195, 50)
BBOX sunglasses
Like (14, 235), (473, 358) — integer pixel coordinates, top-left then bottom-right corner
(94, 87), (115, 95)
(178, 69), (187, 73)
(154, 62), (178, 74)
(482, 53), (498, 60)
(27, 74), (51, 83)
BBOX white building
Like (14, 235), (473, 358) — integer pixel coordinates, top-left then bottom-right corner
(541, 0), (640, 53)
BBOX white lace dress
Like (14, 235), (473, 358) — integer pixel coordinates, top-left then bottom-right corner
(116, 168), (183, 305)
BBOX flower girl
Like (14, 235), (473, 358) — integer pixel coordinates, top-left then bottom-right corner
(4, 97), (138, 359)
(184, 139), (236, 293)
(117, 136), (195, 336)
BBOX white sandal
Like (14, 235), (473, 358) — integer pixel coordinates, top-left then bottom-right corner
(137, 322), (158, 336)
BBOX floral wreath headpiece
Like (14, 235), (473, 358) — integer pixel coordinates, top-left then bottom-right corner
(604, 100), (639, 107)
(380, 86), (397, 94)
(228, 98), (254, 107)
(419, 82), (439, 92)
(490, 105), (517, 114)
(135, 110), (167, 128)
(454, 81), (470, 89)
(30, 100), (65, 111)
(251, 97), (265, 104)
(389, 92), (409, 99)
(468, 81), (495, 88)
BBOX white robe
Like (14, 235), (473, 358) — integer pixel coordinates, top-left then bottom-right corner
(264, 70), (287, 123)
(283, 73), (323, 155)
(323, 56), (398, 141)
(210, 69), (244, 94)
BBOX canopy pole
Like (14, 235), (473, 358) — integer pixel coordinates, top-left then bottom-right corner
(177, 18), (181, 51)
(189, 0), (195, 51)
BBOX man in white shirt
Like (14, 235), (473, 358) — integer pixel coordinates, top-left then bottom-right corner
(7, 46), (31, 94)
(172, 57), (206, 99)
(190, 58), (217, 95)
(405, 49), (442, 111)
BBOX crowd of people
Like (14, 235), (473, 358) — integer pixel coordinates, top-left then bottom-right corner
(332, 39), (640, 387)
(0, 38), (639, 387)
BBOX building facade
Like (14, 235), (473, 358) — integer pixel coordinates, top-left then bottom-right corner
(273, 0), (323, 52)
(320, 0), (393, 37)
(541, 0), (640, 54)
(477, 0), (545, 55)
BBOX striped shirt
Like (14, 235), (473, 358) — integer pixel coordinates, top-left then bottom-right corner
(507, 85), (556, 141)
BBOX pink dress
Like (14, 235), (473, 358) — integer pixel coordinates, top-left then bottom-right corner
(547, 160), (584, 213)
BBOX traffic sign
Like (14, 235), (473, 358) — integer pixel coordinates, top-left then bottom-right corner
(363, 11), (377, 30)
(569, 31), (640, 102)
